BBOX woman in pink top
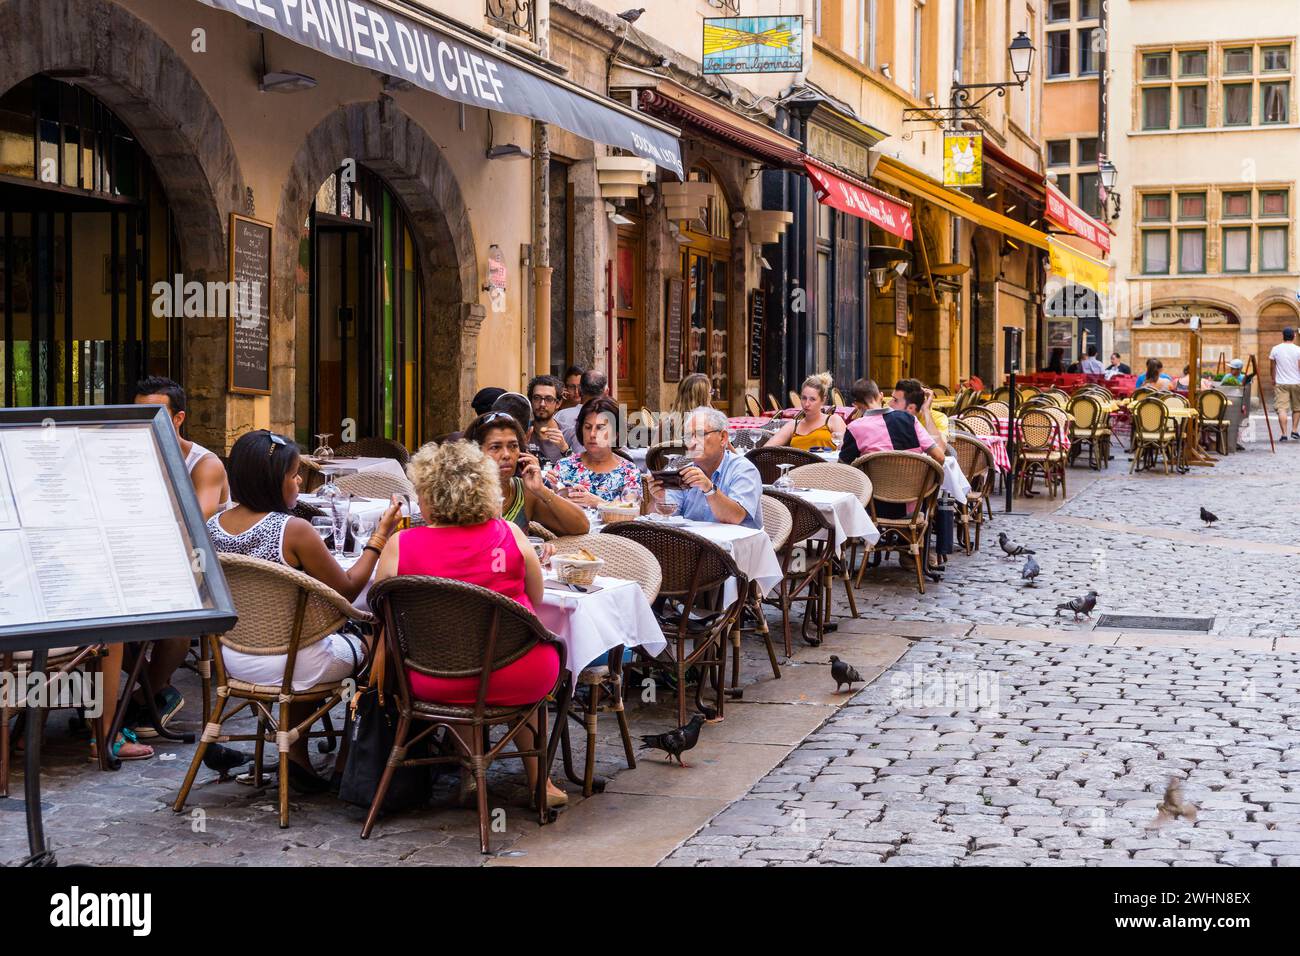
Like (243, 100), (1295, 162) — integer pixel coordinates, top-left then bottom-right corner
(374, 440), (565, 806)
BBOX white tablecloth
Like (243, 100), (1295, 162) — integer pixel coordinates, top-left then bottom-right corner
(315, 456), (408, 480)
(942, 456), (973, 500)
(298, 494), (414, 525)
(535, 575), (666, 673)
(780, 486), (880, 549)
(675, 518), (783, 597)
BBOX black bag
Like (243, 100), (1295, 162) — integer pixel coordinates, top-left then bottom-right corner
(337, 688), (433, 816)
(934, 495), (956, 557)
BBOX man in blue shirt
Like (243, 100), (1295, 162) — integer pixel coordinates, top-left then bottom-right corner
(646, 406), (763, 529)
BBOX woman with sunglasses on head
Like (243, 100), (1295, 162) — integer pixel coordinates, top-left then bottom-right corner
(765, 372), (845, 450)
(463, 411), (589, 536)
(207, 430), (402, 792)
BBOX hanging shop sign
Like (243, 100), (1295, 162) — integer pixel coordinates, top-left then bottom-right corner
(942, 132), (983, 188)
(702, 16), (804, 74)
(1141, 305), (1236, 326)
(895, 279), (910, 337)
(806, 123), (873, 182)
(199, 0), (682, 176)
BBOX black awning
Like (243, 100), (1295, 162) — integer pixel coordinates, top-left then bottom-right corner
(197, 0), (683, 177)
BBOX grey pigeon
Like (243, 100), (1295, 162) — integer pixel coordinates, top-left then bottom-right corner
(1200, 506), (1218, 527)
(1147, 777), (1198, 828)
(202, 743), (251, 782)
(1021, 555), (1040, 587)
(998, 532), (1035, 557)
(639, 714), (705, 767)
(1055, 590), (1098, 620)
(617, 7), (645, 22)
(830, 655), (864, 692)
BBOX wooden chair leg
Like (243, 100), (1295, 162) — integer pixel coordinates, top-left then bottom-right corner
(613, 684), (636, 770)
(472, 728), (491, 854)
(913, 543), (926, 595)
(360, 713), (409, 839)
(253, 717), (267, 789)
(582, 703), (598, 798)
(172, 693), (229, 813)
(535, 705), (550, 827)
(276, 701), (291, 829)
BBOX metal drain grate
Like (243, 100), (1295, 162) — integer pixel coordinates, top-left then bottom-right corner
(1094, 614), (1213, 632)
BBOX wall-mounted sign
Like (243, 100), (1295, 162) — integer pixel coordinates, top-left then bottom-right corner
(748, 290), (765, 380)
(895, 279), (910, 337)
(227, 213), (272, 396)
(703, 16), (803, 74)
(1141, 305), (1236, 326)
(807, 123), (873, 182)
(1046, 182), (1110, 255)
(486, 244), (507, 314)
(664, 277), (685, 383)
(942, 132), (983, 188)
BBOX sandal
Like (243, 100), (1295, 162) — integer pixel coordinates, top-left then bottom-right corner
(90, 728), (154, 761)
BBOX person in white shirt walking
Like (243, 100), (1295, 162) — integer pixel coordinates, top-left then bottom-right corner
(1269, 327), (1300, 441)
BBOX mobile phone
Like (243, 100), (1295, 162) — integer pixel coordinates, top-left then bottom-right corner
(651, 468), (684, 490)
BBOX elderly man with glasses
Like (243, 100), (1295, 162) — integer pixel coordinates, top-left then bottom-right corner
(645, 406), (763, 529)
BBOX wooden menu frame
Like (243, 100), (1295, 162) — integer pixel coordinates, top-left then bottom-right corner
(227, 213), (273, 396)
(664, 276), (685, 383)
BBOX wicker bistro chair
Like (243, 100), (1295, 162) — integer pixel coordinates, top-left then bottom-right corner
(547, 533), (661, 797)
(744, 393), (765, 417)
(766, 393), (783, 414)
(761, 490), (838, 654)
(1198, 389), (1230, 454)
(729, 428), (771, 452)
(645, 443), (688, 473)
(600, 522), (745, 728)
(1019, 385), (1042, 399)
(983, 400), (1010, 420)
(361, 576), (564, 854)
(1015, 408), (1068, 499)
(746, 445), (823, 484)
(788, 390), (800, 408)
(830, 387), (847, 407)
(851, 452), (944, 594)
(1044, 388), (1073, 407)
(335, 437), (411, 466)
(173, 553), (373, 829)
(1162, 392), (1190, 410)
(787, 462), (872, 618)
(1131, 397), (1178, 474)
(1067, 394), (1112, 470)
(954, 411), (996, 437)
(929, 383), (952, 397)
(335, 470), (416, 501)
(949, 433), (995, 554)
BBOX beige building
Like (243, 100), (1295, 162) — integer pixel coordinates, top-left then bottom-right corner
(1107, 0), (1300, 394)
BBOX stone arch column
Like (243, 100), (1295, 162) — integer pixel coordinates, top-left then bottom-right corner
(275, 97), (480, 440)
(0, 0), (248, 448)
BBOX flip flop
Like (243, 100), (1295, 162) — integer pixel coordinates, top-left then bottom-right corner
(90, 728), (154, 761)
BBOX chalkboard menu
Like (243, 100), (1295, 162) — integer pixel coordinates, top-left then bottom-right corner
(895, 278), (910, 336)
(664, 276), (685, 383)
(228, 213), (273, 395)
(748, 290), (765, 380)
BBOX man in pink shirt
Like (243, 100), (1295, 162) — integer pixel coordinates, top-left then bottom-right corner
(839, 378), (945, 466)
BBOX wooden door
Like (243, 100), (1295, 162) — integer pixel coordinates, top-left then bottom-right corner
(614, 229), (644, 406)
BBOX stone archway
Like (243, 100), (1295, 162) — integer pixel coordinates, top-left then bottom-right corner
(0, 0), (248, 447)
(274, 97), (481, 440)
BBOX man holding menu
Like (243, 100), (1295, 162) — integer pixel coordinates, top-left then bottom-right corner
(111, 377), (231, 747)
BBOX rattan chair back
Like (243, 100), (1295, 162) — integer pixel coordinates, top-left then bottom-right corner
(954, 411), (995, 436)
(549, 533), (662, 602)
(729, 428), (770, 452)
(831, 387), (847, 407)
(992, 385), (1013, 403)
(1019, 385), (1042, 399)
(787, 461), (872, 506)
(601, 521), (743, 605)
(1134, 397), (1170, 436)
(766, 393), (783, 413)
(788, 390), (800, 409)
(1198, 389), (1227, 420)
(853, 451), (943, 512)
(763, 489), (834, 552)
(929, 383), (952, 397)
(746, 445), (822, 484)
(1069, 395), (1104, 430)
(759, 496), (793, 550)
(215, 553), (370, 656)
(983, 400), (1010, 419)
(744, 393), (765, 417)
(335, 470), (416, 500)
(646, 443), (688, 472)
(1018, 408), (1059, 453)
(334, 437), (411, 465)
(950, 432), (993, 484)
(1162, 392), (1189, 409)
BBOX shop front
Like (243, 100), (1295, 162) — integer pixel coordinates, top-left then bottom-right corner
(1130, 304), (1241, 377)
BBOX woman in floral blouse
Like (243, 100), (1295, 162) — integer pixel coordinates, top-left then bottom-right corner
(552, 397), (643, 505)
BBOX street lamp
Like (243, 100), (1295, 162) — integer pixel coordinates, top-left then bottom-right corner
(1009, 31), (1035, 85)
(944, 31), (1038, 124)
(1098, 158), (1121, 221)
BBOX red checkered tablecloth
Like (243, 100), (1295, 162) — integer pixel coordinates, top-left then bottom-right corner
(727, 417), (772, 431)
(978, 434), (1011, 472)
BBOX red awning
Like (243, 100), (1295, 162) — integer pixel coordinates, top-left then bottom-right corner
(638, 89), (806, 171)
(1046, 182), (1112, 256)
(804, 159), (913, 239)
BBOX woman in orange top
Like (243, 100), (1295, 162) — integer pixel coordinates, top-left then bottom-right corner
(766, 372), (846, 451)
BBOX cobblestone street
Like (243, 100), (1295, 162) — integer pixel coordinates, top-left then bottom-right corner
(667, 440), (1300, 866)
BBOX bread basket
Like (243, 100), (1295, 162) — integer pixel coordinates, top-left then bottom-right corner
(552, 553), (605, 587)
(598, 501), (639, 524)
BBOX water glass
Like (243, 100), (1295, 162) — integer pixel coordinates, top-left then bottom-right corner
(775, 463), (794, 491)
(330, 495), (352, 558)
(349, 514), (375, 557)
(311, 516), (333, 544)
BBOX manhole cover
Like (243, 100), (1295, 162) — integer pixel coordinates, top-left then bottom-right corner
(1094, 614), (1213, 632)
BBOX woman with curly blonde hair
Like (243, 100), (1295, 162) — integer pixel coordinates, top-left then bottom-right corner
(374, 439), (567, 806)
(765, 372), (846, 450)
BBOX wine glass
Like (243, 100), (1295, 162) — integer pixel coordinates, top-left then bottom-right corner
(775, 463), (794, 491)
(311, 516), (333, 546)
(329, 495), (352, 559)
(349, 514), (375, 557)
(313, 433), (334, 460)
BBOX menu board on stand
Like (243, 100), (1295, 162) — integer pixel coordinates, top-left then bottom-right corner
(227, 213), (273, 395)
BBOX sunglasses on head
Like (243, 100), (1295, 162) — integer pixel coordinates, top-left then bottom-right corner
(265, 431), (287, 456)
(481, 411), (516, 425)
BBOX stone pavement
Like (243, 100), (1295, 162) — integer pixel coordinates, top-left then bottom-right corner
(4, 438), (1298, 866)
(666, 440), (1300, 866)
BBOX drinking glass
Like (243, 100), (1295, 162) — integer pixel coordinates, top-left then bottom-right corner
(775, 463), (794, 491)
(311, 516), (333, 544)
(330, 495), (351, 558)
(349, 514), (375, 557)
(313, 433), (334, 460)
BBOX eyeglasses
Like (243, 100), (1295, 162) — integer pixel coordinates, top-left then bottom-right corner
(531, 395), (559, 405)
(684, 428), (723, 441)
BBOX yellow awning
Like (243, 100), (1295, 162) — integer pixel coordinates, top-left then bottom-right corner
(874, 157), (1050, 250)
(1048, 239), (1110, 295)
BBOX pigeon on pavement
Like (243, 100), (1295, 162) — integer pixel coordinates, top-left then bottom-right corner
(1055, 590), (1098, 620)
(202, 743), (251, 783)
(1147, 777), (1198, 828)
(998, 532), (1035, 557)
(1200, 506), (1219, 527)
(639, 714), (705, 767)
(1021, 555), (1040, 587)
(829, 655), (864, 693)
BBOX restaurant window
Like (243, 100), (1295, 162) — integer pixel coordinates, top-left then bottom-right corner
(1262, 45), (1291, 72)
(1260, 226), (1288, 272)
(1178, 230), (1206, 273)
(1261, 81), (1289, 123)
(1222, 228), (1251, 272)
(1055, 173), (1072, 200)
(1078, 28), (1098, 75)
(1, 76), (179, 409)
(1224, 84), (1252, 125)
(1142, 193), (1171, 221)
(1222, 191), (1251, 218)
(1047, 140), (1070, 166)
(1143, 52), (1172, 80)
(1179, 50), (1208, 77)
(1179, 85), (1207, 127)
(1047, 0), (1069, 21)
(1142, 230), (1171, 274)
(1224, 48), (1253, 75)
(1142, 87), (1170, 129)
(1047, 31), (1070, 78)
(1260, 189), (1288, 217)
(1077, 172), (1101, 219)
(1077, 137), (1098, 164)
(1178, 192), (1206, 220)
(682, 166), (731, 403)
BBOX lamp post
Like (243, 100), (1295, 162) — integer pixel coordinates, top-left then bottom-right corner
(947, 31), (1036, 129)
(1099, 158), (1121, 220)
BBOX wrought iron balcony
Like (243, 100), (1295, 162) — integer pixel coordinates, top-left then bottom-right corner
(485, 0), (536, 41)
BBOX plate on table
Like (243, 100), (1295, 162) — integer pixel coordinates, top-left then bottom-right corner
(640, 513), (687, 525)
